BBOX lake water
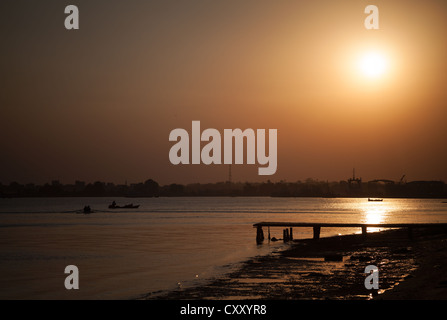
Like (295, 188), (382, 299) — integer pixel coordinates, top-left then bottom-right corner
(1, 197), (446, 299)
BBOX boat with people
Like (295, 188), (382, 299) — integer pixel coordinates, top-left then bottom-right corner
(83, 205), (92, 214)
(108, 201), (140, 209)
(368, 198), (383, 202)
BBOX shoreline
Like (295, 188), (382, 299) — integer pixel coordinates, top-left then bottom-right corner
(146, 227), (447, 300)
(376, 228), (447, 300)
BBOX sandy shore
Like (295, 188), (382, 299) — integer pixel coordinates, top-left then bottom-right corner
(145, 227), (447, 300)
(377, 228), (447, 300)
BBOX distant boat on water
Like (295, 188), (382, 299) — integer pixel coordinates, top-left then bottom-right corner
(368, 198), (383, 202)
(82, 205), (93, 214)
(108, 201), (140, 209)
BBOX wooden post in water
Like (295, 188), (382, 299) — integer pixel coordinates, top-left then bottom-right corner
(256, 226), (264, 244)
(290, 227), (293, 240)
(362, 226), (367, 236)
(313, 226), (321, 240)
(283, 228), (290, 242)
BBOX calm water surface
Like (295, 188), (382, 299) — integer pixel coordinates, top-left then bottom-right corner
(1, 197), (446, 299)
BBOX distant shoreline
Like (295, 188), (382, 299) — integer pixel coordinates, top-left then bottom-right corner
(1, 179), (446, 198)
(2, 195), (447, 200)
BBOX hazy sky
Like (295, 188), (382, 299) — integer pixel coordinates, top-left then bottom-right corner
(1, 0), (447, 185)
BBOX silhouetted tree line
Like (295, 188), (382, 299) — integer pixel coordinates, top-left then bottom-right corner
(0, 179), (160, 198)
(1, 178), (446, 198)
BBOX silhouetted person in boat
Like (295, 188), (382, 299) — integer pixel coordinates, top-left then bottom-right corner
(111, 201), (117, 208)
(83, 205), (91, 214)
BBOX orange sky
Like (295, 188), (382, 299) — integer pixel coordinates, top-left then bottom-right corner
(1, 0), (447, 185)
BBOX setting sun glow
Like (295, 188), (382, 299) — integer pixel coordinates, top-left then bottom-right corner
(358, 51), (389, 78)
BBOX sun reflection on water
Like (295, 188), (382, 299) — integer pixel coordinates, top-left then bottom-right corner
(361, 201), (395, 232)
(365, 208), (385, 225)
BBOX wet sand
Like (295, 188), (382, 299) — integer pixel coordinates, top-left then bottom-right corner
(377, 228), (447, 300)
(145, 227), (447, 300)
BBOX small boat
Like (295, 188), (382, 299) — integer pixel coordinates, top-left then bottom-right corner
(368, 198), (383, 202)
(122, 204), (140, 209)
(108, 201), (140, 209)
(83, 205), (92, 214)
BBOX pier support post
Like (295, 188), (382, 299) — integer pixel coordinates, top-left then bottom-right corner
(290, 228), (293, 240)
(283, 228), (290, 242)
(313, 226), (321, 240)
(362, 226), (367, 236)
(256, 226), (264, 244)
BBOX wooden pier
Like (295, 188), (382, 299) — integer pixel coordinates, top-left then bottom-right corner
(253, 222), (447, 244)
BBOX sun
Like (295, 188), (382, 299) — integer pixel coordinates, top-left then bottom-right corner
(358, 51), (389, 78)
